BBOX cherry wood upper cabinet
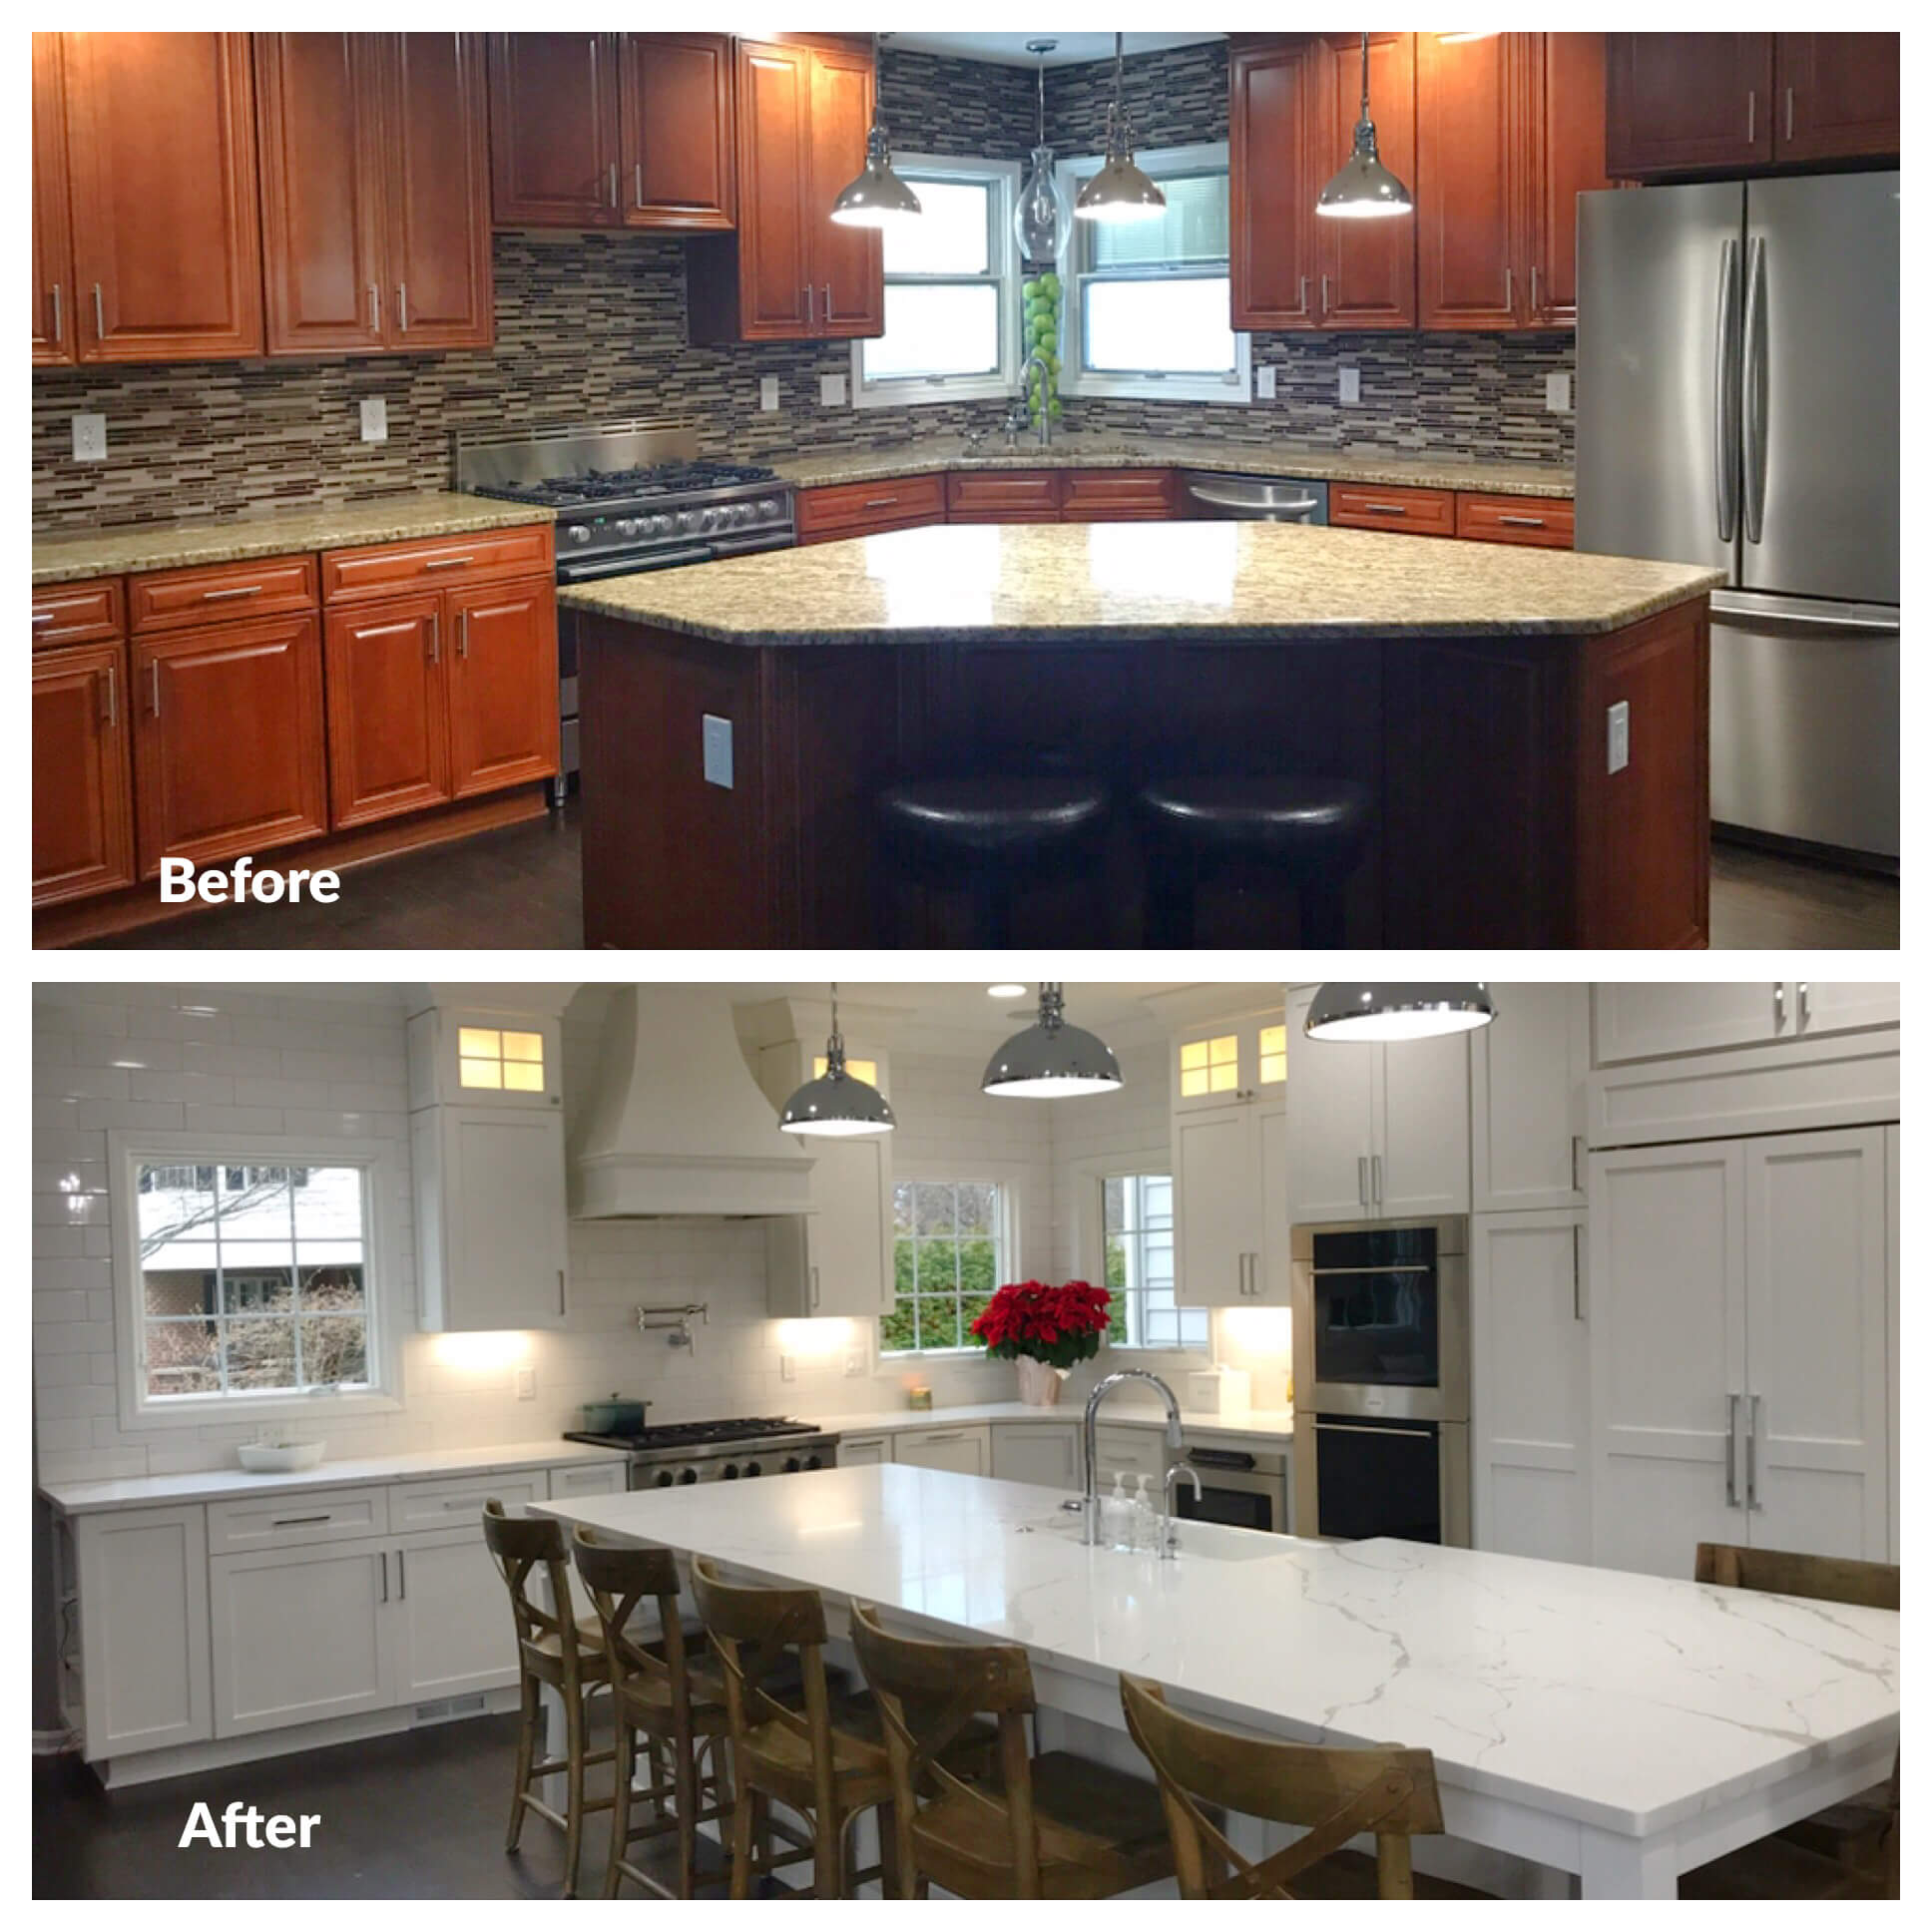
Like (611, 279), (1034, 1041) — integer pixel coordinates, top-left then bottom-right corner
(1606, 34), (1776, 177)
(1524, 33), (1609, 327)
(1773, 34), (1899, 164)
(1228, 37), (1319, 330)
(1414, 33), (1518, 330)
(33, 642), (137, 907)
(806, 42), (884, 336)
(60, 33), (264, 363)
(32, 34), (74, 366)
(385, 35), (494, 348)
(619, 34), (735, 231)
(1310, 33), (1417, 329)
(489, 34), (622, 228)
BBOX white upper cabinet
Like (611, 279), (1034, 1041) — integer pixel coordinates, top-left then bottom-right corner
(407, 1003), (563, 1110)
(1593, 982), (1898, 1066)
(1172, 1012), (1288, 1115)
(1789, 982), (1900, 1038)
(1471, 982), (1589, 1212)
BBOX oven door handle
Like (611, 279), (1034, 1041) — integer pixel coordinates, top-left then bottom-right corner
(1313, 1419), (1436, 1440)
(557, 546), (717, 583)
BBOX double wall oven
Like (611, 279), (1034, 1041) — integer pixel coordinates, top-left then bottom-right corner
(1291, 1215), (1470, 1547)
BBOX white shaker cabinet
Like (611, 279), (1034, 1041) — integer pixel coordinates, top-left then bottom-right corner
(836, 1433), (891, 1467)
(1886, 1127), (1899, 1561)
(390, 1526), (521, 1704)
(1282, 992), (1376, 1222)
(1471, 983), (1589, 1212)
(990, 1420), (1081, 1490)
(891, 1424), (991, 1476)
(1593, 981), (1897, 1066)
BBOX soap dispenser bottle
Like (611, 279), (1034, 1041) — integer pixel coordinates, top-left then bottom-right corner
(1101, 1472), (1131, 1547)
(1131, 1472), (1157, 1552)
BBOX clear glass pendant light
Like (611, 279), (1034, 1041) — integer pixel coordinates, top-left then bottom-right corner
(983, 985), (1125, 1099)
(1074, 33), (1166, 225)
(779, 985), (896, 1136)
(1013, 40), (1072, 262)
(1316, 32), (1414, 220)
(830, 33), (922, 229)
(1304, 983), (1496, 1042)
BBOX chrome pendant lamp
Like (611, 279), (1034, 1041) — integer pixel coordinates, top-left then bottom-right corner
(1014, 40), (1073, 261)
(1316, 32), (1413, 220)
(983, 984), (1124, 1099)
(780, 984), (896, 1136)
(1304, 983), (1496, 1042)
(1074, 33), (1166, 225)
(830, 33), (922, 229)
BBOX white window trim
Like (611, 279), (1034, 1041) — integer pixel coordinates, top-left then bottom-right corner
(879, 1165), (1027, 1359)
(108, 1130), (406, 1432)
(1065, 1151), (1209, 1357)
(852, 154), (1023, 410)
(1053, 140), (1250, 406)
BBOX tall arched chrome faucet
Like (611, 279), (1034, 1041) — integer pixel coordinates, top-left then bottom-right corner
(1082, 1369), (1185, 1546)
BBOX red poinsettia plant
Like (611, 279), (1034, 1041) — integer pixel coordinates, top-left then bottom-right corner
(969, 1279), (1112, 1370)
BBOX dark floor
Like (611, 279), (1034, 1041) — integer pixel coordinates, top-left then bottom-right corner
(80, 797), (1896, 952)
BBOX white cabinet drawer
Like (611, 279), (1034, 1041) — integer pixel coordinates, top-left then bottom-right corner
(391, 1472), (545, 1533)
(1094, 1424), (1166, 1482)
(548, 1461), (628, 1500)
(892, 1425), (991, 1475)
(838, 1433), (891, 1467)
(207, 1485), (390, 1554)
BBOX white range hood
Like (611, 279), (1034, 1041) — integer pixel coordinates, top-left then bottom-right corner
(570, 987), (815, 1218)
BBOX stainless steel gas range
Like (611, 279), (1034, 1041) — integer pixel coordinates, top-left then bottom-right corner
(560, 1415), (838, 1491)
(452, 424), (796, 800)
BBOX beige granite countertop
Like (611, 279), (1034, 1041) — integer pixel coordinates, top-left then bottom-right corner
(778, 434), (1574, 500)
(31, 492), (554, 587)
(560, 520), (1721, 646)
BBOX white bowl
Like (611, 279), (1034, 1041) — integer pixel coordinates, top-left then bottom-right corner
(237, 1440), (326, 1473)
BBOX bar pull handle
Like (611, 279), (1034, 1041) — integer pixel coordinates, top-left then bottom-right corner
(1498, 514), (1547, 529)
(1796, 981), (1809, 1029)
(1773, 982), (1786, 1031)
(378, 1551), (388, 1603)
(149, 661), (161, 718)
(635, 161), (644, 210)
(1358, 1155), (1369, 1209)
(1746, 90), (1756, 147)
(200, 584), (263, 602)
(1785, 87), (1794, 142)
(1371, 1154), (1383, 1208)
(804, 284), (814, 326)
(1529, 264), (1538, 316)
(822, 283), (833, 328)
(274, 1514), (333, 1528)
(1746, 1393), (1762, 1511)
(102, 664), (117, 728)
(863, 496), (900, 510)
(457, 610), (470, 659)
(557, 1268), (568, 1317)
(810, 1265), (820, 1310)
(1572, 1135), (1585, 1195)
(1360, 501), (1409, 516)
(1504, 265), (1513, 315)
(1713, 238), (1740, 544)
(395, 1549), (406, 1599)
(1572, 1224), (1585, 1321)
(609, 161), (619, 209)
(422, 555), (476, 570)
(427, 611), (439, 663)
(50, 282), (62, 345)
(31, 611), (54, 628)
(1320, 273), (1330, 315)
(1297, 273), (1308, 314)
(396, 281), (408, 332)
(369, 282), (380, 333)
(1724, 1393), (1739, 1507)
(1740, 236), (1767, 544)
(93, 282), (105, 341)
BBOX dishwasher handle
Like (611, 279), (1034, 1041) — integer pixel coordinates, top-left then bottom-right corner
(1180, 474), (1323, 521)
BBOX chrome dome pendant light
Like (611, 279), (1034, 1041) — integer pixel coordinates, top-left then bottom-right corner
(1304, 983), (1497, 1042)
(1014, 40), (1073, 262)
(983, 984), (1125, 1099)
(830, 34), (922, 229)
(780, 984), (896, 1136)
(1316, 32), (1413, 220)
(1074, 33), (1166, 225)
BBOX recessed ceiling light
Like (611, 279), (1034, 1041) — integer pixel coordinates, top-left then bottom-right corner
(987, 983), (1027, 1000)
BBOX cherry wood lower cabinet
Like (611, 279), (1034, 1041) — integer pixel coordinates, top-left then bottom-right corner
(794, 474), (946, 544)
(445, 579), (560, 798)
(1058, 470), (1175, 521)
(946, 471), (1061, 523)
(324, 593), (451, 827)
(1456, 493), (1575, 549)
(33, 642), (137, 905)
(1330, 484), (1457, 537)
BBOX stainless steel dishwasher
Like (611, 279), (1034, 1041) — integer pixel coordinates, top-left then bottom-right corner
(1175, 471), (1328, 523)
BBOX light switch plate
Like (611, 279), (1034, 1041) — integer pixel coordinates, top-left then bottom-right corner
(702, 715), (733, 788)
(1607, 700), (1631, 774)
(759, 375), (780, 412)
(819, 372), (847, 407)
(1546, 371), (1572, 414)
(1255, 365), (1277, 399)
(72, 413), (107, 462)
(515, 1366), (536, 1401)
(1338, 367), (1361, 405)
(780, 1354), (796, 1383)
(844, 1351), (865, 1378)
(359, 396), (388, 441)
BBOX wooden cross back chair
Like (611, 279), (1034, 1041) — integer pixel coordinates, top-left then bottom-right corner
(572, 1528), (733, 1898)
(481, 1499), (614, 1897)
(849, 1600), (1172, 1899)
(1119, 1673), (1451, 1900)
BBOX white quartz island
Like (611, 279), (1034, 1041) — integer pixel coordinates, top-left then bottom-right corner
(535, 1464), (1898, 1900)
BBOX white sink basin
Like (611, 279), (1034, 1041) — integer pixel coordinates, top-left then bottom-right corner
(1023, 1504), (1281, 1563)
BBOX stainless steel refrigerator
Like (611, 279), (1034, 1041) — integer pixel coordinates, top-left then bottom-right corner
(1576, 174), (1898, 863)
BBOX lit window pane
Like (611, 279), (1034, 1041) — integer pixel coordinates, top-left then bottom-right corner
(503, 1061), (544, 1092)
(1084, 275), (1235, 376)
(863, 282), (1000, 380)
(502, 1031), (543, 1062)
(883, 180), (990, 274)
(460, 1057), (502, 1089)
(1258, 1024), (1287, 1085)
(1087, 174), (1228, 268)
(458, 1027), (500, 1059)
(1180, 1042), (1207, 1072)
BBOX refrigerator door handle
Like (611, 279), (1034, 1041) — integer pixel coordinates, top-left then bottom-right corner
(1740, 235), (1768, 545)
(1713, 238), (1741, 544)
(1708, 590), (1900, 636)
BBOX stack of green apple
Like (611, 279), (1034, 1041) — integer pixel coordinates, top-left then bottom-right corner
(1021, 271), (1064, 428)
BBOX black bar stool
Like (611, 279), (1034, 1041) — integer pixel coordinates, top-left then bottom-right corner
(877, 775), (1110, 945)
(1135, 775), (1371, 947)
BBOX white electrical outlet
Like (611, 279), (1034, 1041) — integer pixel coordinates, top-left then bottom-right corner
(780, 1354), (796, 1382)
(844, 1351), (865, 1378)
(359, 397), (388, 442)
(702, 714), (733, 788)
(1255, 365), (1277, 399)
(515, 1365), (536, 1401)
(1338, 367), (1361, 405)
(1607, 700), (1631, 774)
(819, 371), (847, 407)
(72, 413), (107, 462)
(1547, 371), (1572, 414)
(759, 375), (780, 412)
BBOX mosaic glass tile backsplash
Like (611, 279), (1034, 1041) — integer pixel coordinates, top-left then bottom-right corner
(30, 40), (1575, 533)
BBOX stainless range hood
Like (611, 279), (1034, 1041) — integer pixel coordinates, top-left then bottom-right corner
(570, 987), (815, 1218)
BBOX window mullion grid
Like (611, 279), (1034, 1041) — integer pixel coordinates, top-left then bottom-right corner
(212, 1187), (231, 1397)
(287, 1178), (305, 1393)
(950, 1183), (965, 1342)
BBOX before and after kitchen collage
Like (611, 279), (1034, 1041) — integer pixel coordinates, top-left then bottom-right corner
(28, 17), (1908, 1909)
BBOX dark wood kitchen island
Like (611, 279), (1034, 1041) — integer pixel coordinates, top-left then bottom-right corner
(566, 522), (1723, 949)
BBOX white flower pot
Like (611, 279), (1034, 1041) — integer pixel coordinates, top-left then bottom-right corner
(1015, 1357), (1068, 1407)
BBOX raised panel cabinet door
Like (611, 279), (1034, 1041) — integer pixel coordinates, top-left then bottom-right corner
(1228, 37), (1317, 329)
(323, 594), (452, 828)
(1791, 982), (1900, 1038)
(440, 1108), (571, 1331)
(209, 1541), (396, 1737)
(1253, 1107), (1294, 1306)
(1173, 1106), (1260, 1307)
(62, 32), (264, 362)
(1415, 31), (1521, 330)
(445, 578), (559, 798)
(809, 1137), (894, 1317)
(1773, 34), (1898, 163)
(390, 1529), (520, 1701)
(837, 1434), (889, 1467)
(1605, 33), (1774, 177)
(807, 45), (885, 336)
(1885, 1127), (1898, 1561)
(1524, 33), (1609, 326)
(1591, 983), (1787, 1064)
(1373, 1031), (1472, 1218)
(1470, 982), (1588, 1212)
(487, 33), (620, 228)
(1284, 985), (1377, 1222)
(133, 614), (328, 878)
(32, 33), (75, 364)
(33, 641), (136, 906)
(620, 33), (735, 230)
(254, 34), (388, 355)
(1470, 1210), (1590, 1564)
(1313, 33), (1417, 328)
(1742, 1130), (1888, 1561)
(1588, 1142), (1747, 1579)
(386, 34), (494, 349)
(991, 1422), (1081, 1490)
(722, 41), (813, 337)
(893, 1428), (989, 1476)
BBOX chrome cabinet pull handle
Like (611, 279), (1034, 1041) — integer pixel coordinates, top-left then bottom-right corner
(1371, 1154), (1383, 1207)
(1713, 238), (1740, 544)
(1773, 982), (1786, 1030)
(1529, 264), (1538, 314)
(609, 161), (619, 208)
(1504, 265), (1513, 314)
(1298, 273), (1308, 314)
(809, 1265), (820, 1309)
(422, 554), (475, 570)
(1361, 501), (1408, 516)
(395, 1549), (406, 1599)
(863, 496), (899, 510)
(804, 284), (814, 325)
(557, 1268), (568, 1316)
(31, 611), (53, 627)
(274, 1514), (332, 1528)
(93, 282), (105, 340)
(427, 611), (439, 663)
(1320, 272), (1330, 314)
(1746, 90), (1756, 147)
(1746, 1394), (1762, 1510)
(1498, 514), (1547, 528)
(200, 584), (263, 602)
(1572, 1224), (1584, 1321)
(1357, 1155), (1369, 1209)
(50, 282), (62, 344)
(378, 1551), (388, 1602)
(150, 661), (161, 717)
(1797, 981), (1810, 1027)
(1785, 87), (1794, 142)
(1724, 1393), (1739, 1507)
(635, 162), (644, 210)
(102, 664), (116, 728)
(822, 282), (833, 326)
(369, 283), (379, 332)
(457, 611), (470, 659)
(396, 281), (408, 331)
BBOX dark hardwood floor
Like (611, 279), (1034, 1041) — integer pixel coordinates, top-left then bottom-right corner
(79, 800), (1896, 952)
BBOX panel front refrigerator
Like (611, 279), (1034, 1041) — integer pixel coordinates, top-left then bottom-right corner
(1577, 174), (1899, 863)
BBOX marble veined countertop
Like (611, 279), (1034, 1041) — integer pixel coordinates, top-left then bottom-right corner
(536, 1464), (1898, 1841)
(559, 519), (1722, 646)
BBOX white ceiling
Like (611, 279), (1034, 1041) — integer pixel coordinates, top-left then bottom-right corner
(887, 32), (1223, 69)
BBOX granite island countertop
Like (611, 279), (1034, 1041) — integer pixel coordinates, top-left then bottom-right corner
(31, 491), (555, 587)
(777, 434), (1574, 500)
(560, 519), (1722, 646)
